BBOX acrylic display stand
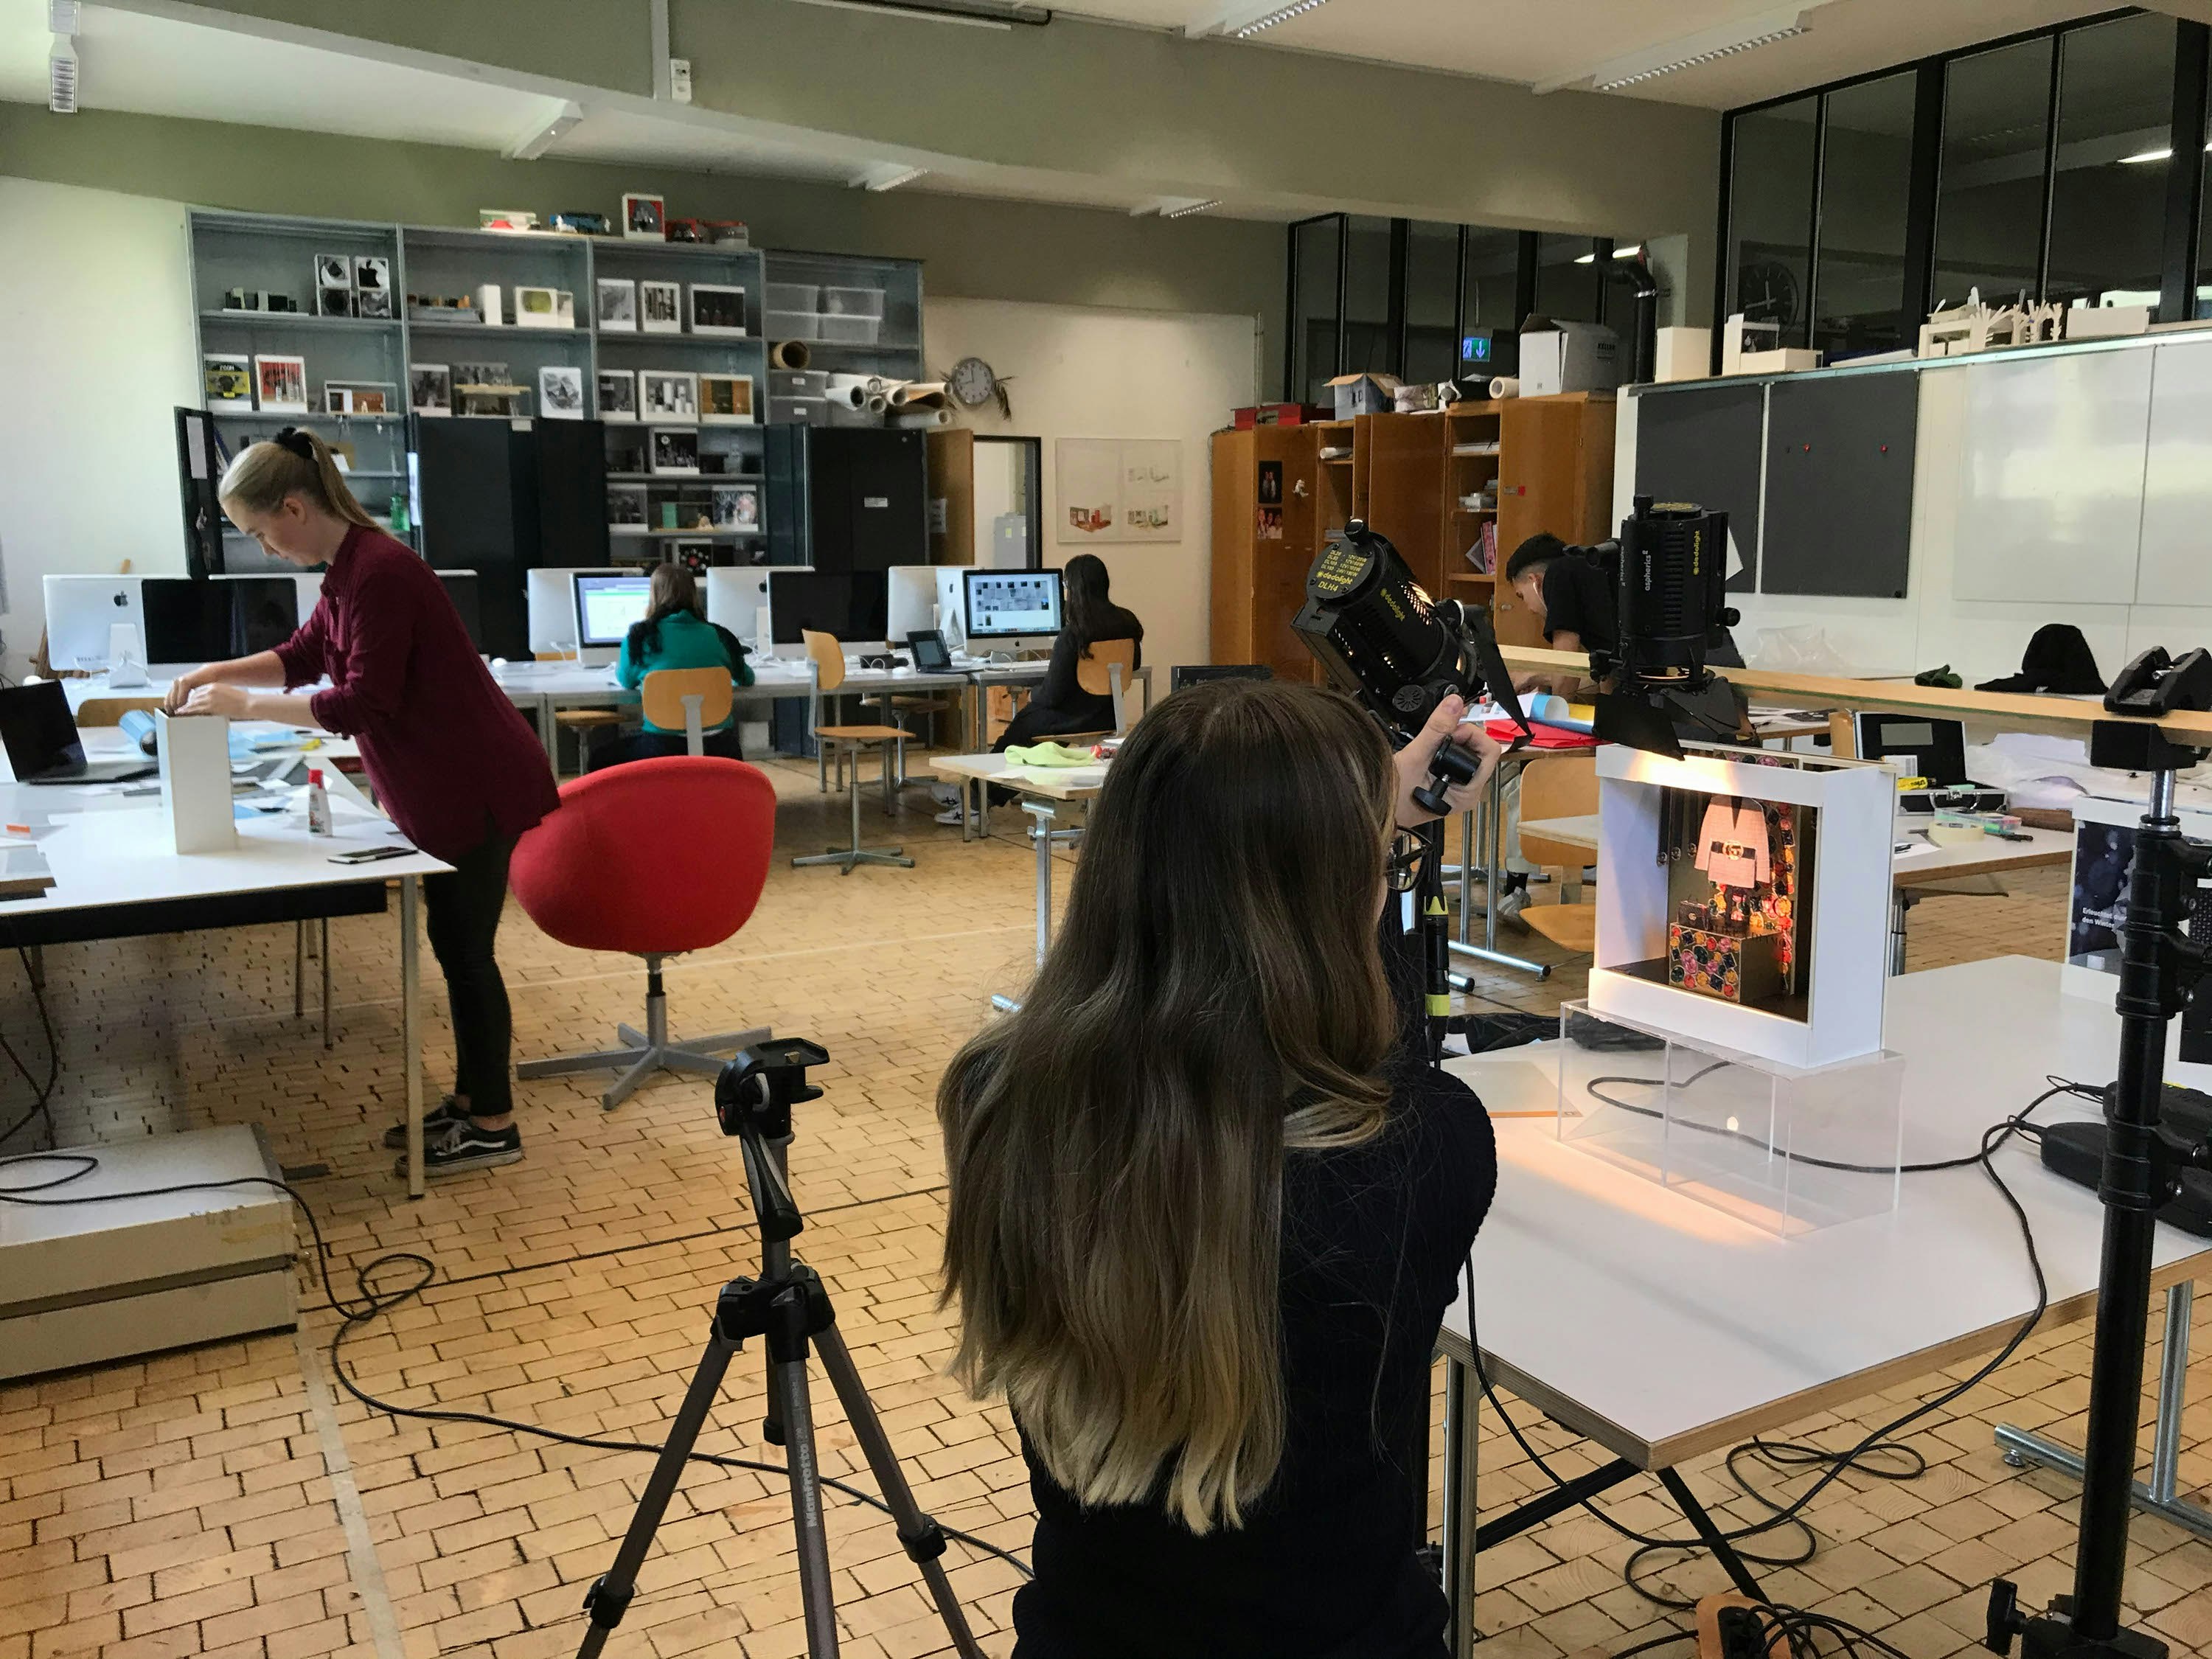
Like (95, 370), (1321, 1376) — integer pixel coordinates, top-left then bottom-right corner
(1554, 1000), (1906, 1238)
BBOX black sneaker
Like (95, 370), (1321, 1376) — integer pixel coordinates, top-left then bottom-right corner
(401, 1119), (523, 1178)
(381, 1095), (467, 1150)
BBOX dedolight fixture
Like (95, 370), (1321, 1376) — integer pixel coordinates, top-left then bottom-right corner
(1235, 0), (1329, 37)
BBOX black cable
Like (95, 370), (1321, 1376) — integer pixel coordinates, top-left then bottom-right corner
(0, 945), (62, 1150)
(0, 1152), (1034, 1582)
(1469, 1087), (2062, 1621)
(1608, 1633), (1697, 1658)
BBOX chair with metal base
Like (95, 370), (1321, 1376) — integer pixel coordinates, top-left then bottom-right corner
(509, 756), (774, 1110)
(794, 630), (913, 874)
(642, 666), (735, 756)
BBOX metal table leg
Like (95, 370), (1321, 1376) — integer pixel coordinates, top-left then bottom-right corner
(1996, 1281), (2212, 1542)
(1450, 759), (1551, 979)
(320, 917), (332, 1050)
(1441, 1354), (1479, 1659)
(1890, 889), (1913, 977)
(1030, 799), (1055, 967)
(400, 876), (423, 1200)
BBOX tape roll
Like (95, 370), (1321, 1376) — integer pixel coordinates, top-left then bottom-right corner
(1489, 376), (1520, 400)
(771, 340), (812, 370)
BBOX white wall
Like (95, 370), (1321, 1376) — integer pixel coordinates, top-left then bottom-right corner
(0, 178), (198, 673)
(923, 296), (1261, 678)
(1615, 348), (2212, 686)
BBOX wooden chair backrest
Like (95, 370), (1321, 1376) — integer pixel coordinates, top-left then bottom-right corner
(802, 630), (846, 695)
(537, 648), (579, 663)
(77, 696), (164, 726)
(1076, 639), (1137, 698)
(1519, 754), (1599, 873)
(641, 667), (734, 733)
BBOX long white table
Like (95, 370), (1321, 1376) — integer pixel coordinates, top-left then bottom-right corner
(0, 727), (451, 1196)
(1432, 955), (2212, 1652)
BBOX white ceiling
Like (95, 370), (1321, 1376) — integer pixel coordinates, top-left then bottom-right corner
(1074, 0), (2185, 108)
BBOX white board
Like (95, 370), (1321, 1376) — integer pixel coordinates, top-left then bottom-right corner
(2138, 337), (2212, 608)
(1951, 349), (2152, 607)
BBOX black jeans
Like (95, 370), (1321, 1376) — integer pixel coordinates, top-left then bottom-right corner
(424, 831), (516, 1119)
(589, 727), (745, 769)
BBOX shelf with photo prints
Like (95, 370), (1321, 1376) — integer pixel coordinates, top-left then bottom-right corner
(597, 369), (639, 422)
(539, 365), (588, 420)
(639, 369), (698, 423)
(648, 427), (702, 476)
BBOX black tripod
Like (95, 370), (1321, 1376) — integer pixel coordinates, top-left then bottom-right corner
(1988, 707), (2212, 1659)
(576, 1040), (984, 1659)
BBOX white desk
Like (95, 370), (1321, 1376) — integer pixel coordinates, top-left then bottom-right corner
(0, 728), (451, 1197)
(1432, 955), (2212, 1649)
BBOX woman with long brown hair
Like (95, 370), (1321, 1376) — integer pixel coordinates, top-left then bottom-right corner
(939, 679), (1500, 1656)
(167, 428), (558, 1177)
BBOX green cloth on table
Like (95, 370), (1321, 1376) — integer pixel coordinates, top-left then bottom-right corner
(1003, 742), (1099, 768)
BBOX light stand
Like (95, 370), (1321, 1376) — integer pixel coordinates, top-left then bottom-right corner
(1986, 712), (2212, 1659)
(575, 1040), (984, 1659)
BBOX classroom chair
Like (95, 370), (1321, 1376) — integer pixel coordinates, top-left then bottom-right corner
(797, 630), (913, 874)
(1077, 639), (1138, 734)
(641, 666), (734, 756)
(540, 647), (627, 772)
(510, 756), (773, 1110)
(1517, 754), (1599, 956)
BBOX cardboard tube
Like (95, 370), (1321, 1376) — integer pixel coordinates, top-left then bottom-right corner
(771, 340), (812, 370)
(891, 408), (951, 428)
(888, 380), (947, 407)
(866, 393), (890, 414)
(1489, 376), (1520, 399)
(828, 376), (874, 408)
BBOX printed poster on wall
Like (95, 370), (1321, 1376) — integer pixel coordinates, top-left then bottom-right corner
(1056, 437), (1182, 544)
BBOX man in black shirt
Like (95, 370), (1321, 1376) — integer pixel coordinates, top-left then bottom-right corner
(1504, 532), (1615, 698)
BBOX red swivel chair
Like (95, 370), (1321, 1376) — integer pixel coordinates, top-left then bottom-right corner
(511, 756), (775, 1110)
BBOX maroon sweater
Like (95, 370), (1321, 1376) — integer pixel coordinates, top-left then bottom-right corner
(274, 526), (559, 860)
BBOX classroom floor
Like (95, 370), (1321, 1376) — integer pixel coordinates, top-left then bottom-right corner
(4, 760), (2209, 1659)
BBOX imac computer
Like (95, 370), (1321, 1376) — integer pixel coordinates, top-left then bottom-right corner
(44, 577), (145, 675)
(573, 571), (653, 666)
(706, 569), (772, 650)
(142, 577), (299, 664)
(769, 571), (888, 653)
(434, 571), (484, 653)
(961, 568), (1061, 657)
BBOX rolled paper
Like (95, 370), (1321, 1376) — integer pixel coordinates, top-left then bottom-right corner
(866, 393), (890, 414)
(891, 408), (951, 428)
(1489, 376), (1520, 399)
(771, 340), (812, 370)
(888, 380), (947, 407)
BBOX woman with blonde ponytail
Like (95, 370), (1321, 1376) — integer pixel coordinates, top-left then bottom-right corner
(167, 428), (559, 1177)
(938, 678), (1500, 1657)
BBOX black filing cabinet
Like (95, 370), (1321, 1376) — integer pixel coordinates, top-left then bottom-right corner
(764, 428), (926, 573)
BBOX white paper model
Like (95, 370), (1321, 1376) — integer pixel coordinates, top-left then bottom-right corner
(640, 370), (698, 422)
(322, 380), (396, 415)
(352, 256), (392, 319)
(204, 354), (253, 410)
(409, 364), (452, 416)
(313, 252), (351, 317)
(596, 279), (637, 332)
(539, 365), (586, 419)
(597, 369), (639, 421)
(513, 286), (567, 330)
(254, 355), (308, 414)
(698, 374), (754, 423)
(689, 285), (748, 336)
(649, 427), (701, 476)
(640, 281), (682, 334)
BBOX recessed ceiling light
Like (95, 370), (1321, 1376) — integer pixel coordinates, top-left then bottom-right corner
(1234, 0), (1329, 38)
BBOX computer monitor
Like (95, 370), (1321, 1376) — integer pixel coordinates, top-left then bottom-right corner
(1854, 712), (1967, 785)
(769, 571), (887, 648)
(142, 576), (300, 663)
(705, 569), (771, 643)
(961, 569), (1061, 644)
(216, 577), (302, 655)
(436, 571), (484, 652)
(0, 682), (88, 779)
(43, 576), (145, 672)
(573, 571), (653, 654)
(886, 566), (942, 642)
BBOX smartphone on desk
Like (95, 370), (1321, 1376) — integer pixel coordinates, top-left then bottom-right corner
(328, 846), (415, 865)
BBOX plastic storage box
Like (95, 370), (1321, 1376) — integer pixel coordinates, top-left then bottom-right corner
(819, 315), (881, 345)
(821, 286), (887, 319)
(766, 283), (819, 315)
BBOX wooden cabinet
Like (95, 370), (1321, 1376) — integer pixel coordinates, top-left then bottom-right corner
(1494, 392), (1617, 647)
(1210, 424), (1325, 684)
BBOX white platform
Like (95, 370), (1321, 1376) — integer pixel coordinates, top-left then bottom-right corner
(0, 1124), (296, 1381)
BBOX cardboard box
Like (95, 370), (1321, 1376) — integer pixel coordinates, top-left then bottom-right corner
(156, 712), (235, 854)
(1326, 372), (1401, 419)
(1518, 321), (1619, 397)
(2067, 305), (2150, 341)
(1737, 347), (1823, 375)
(1653, 327), (1711, 383)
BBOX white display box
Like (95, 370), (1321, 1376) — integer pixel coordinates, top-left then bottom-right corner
(1590, 743), (1896, 1068)
(1653, 326), (1711, 383)
(156, 712), (235, 854)
(1554, 1000), (1905, 1238)
(2062, 793), (2212, 1001)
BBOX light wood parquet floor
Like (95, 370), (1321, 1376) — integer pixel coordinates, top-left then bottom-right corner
(4, 759), (2210, 1659)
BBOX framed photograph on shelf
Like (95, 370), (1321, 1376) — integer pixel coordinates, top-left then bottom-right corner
(689, 285), (748, 336)
(597, 369), (638, 421)
(698, 373), (754, 423)
(671, 540), (715, 576)
(711, 483), (761, 532)
(622, 192), (666, 240)
(596, 278), (637, 332)
(608, 484), (648, 531)
(409, 364), (452, 416)
(204, 354), (253, 410)
(640, 370), (698, 422)
(254, 355), (308, 414)
(514, 286), (568, 330)
(640, 280), (682, 334)
(649, 426), (701, 476)
(323, 380), (396, 415)
(352, 256), (392, 319)
(539, 365), (586, 420)
(313, 253), (351, 318)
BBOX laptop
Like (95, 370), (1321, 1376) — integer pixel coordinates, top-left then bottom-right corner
(0, 682), (160, 785)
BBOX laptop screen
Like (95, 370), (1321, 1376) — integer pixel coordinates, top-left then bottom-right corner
(0, 683), (87, 777)
(907, 630), (950, 671)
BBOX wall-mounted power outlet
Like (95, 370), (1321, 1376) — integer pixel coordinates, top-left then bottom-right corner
(669, 58), (692, 103)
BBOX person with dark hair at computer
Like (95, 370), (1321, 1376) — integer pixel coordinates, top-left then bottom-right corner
(597, 561), (754, 766)
(994, 554), (1143, 751)
(166, 427), (558, 1178)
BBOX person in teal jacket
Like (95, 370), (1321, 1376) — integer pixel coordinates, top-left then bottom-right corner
(599, 561), (754, 766)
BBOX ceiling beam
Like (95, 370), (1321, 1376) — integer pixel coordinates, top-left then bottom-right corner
(504, 97), (583, 160)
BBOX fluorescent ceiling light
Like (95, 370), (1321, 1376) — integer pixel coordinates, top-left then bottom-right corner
(1234, 0), (1329, 36)
(1163, 198), (1222, 218)
(1542, 7), (1809, 94)
(1183, 0), (1327, 38)
(48, 35), (77, 113)
(1573, 244), (1643, 265)
(786, 0), (1049, 29)
(852, 163), (926, 192)
(2118, 143), (2212, 164)
(505, 100), (583, 161)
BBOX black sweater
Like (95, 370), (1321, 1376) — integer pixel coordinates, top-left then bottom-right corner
(1011, 1058), (1497, 1658)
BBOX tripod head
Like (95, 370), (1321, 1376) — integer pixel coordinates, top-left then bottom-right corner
(716, 1039), (829, 1245)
